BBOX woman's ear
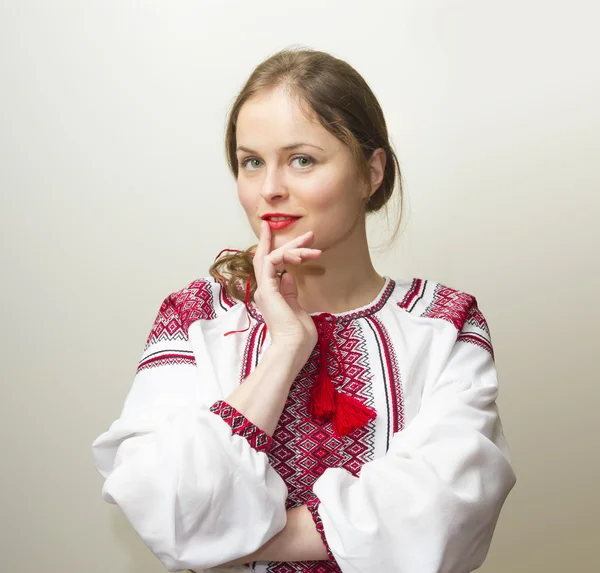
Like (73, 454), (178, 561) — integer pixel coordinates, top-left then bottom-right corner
(367, 148), (386, 198)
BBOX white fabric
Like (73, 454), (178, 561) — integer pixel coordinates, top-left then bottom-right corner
(92, 276), (516, 572)
(314, 329), (513, 572)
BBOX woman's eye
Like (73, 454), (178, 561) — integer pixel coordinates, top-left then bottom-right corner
(242, 158), (263, 170)
(291, 156), (313, 168)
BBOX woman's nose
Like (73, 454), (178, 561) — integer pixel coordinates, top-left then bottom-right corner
(260, 167), (289, 201)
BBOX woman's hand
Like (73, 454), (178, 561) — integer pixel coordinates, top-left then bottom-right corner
(223, 221), (322, 435)
(253, 220), (322, 357)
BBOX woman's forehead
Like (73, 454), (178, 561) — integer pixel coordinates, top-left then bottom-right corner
(239, 88), (315, 130)
(236, 88), (338, 152)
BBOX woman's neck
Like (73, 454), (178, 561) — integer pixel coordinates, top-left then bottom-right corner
(294, 269), (385, 316)
(286, 226), (385, 315)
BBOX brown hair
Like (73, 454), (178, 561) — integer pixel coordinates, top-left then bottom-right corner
(210, 47), (404, 303)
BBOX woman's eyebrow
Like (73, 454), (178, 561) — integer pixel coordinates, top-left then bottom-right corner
(281, 143), (325, 151)
(236, 143), (325, 153)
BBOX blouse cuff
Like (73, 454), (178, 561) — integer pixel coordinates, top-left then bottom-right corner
(209, 400), (273, 453)
(306, 493), (336, 562)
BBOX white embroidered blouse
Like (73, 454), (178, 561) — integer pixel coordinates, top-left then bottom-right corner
(92, 275), (516, 573)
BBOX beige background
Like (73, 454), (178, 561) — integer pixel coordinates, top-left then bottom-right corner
(1, 1), (598, 572)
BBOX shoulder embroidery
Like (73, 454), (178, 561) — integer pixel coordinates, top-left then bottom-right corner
(398, 278), (426, 311)
(465, 304), (491, 335)
(421, 283), (475, 331)
(458, 302), (494, 358)
(170, 279), (218, 333)
(146, 279), (217, 346)
(397, 279), (494, 358)
(137, 279), (217, 372)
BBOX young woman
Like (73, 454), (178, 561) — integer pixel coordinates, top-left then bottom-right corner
(92, 48), (516, 573)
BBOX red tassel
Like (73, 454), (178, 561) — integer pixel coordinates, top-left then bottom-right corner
(309, 368), (336, 421)
(309, 312), (377, 436)
(332, 392), (377, 437)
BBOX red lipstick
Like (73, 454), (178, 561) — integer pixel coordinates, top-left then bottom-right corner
(267, 218), (299, 230)
(261, 213), (301, 231)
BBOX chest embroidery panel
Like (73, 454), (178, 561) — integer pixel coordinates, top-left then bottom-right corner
(238, 316), (405, 511)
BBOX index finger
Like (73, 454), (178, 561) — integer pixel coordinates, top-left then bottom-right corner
(253, 220), (271, 275)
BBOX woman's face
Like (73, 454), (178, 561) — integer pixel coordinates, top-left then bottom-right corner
(235, 86), (369, 253)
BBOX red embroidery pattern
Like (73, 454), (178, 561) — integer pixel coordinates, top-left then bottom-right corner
(170, 280), (217, 333)
(368, 316), (405, 437)
(460, 301), (494, 358)
(306, 494), (337, 562)
(465, 303), (490, 335)
(239, 322), (264, 384)
(457, 332), (494, 358)
(264, 321), (374, 573)
(422, 284), (474, 332)
(209, 400), (273, 453)
(398, 278), (425, 311)
(146, 280), (216, 346)
(137, 353), (196, 372)
(269, 562), (337, 573)
(246, 278), (395, 324)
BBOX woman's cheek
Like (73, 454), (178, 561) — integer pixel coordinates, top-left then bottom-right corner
(302, 178), (341, 208)
(237, 185), (255, 215)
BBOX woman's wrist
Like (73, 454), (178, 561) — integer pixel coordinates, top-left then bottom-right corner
(224, 342), (307, 436)
(251, 506), (330, 563)
(266, 341), (311, 376)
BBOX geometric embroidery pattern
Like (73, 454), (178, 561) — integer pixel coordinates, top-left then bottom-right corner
(137, 352), (196, 372)
(246, 277), (396, 324)
(209, 400), (273, 453)
(239, 322), (264, 384)
(399, 280), (495, 359)
(398, 278), (426, 312)
(465, 303), (491, 335)
(146, 280), (216, 346)
(458, 301), (494, 358)
(458, 302), (494, 358)
(145, 295), (188, 346)
(263, 320), (375, 573)
(173, 279), (217, 332)
(421, 283), (475, 332)
(138, 280), (216, 371)
(457, 332), (494, 359)
(367, 316), (405, 444)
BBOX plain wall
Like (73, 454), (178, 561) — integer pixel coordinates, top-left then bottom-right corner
(1, 1), (598, 572)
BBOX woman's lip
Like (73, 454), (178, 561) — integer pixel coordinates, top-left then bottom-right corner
(261, 215), (301, 220)
(266, 217), (300, 231)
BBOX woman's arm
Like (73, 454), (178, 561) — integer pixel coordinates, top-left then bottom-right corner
(221, 505), (329, 567)
(306, 301), (516, 573)
(226, 340), (309, 436)
(92, 286), (296, 573)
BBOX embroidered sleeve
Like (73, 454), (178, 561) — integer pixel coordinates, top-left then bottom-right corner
(311, 300), (516, 573)
(210, 400), (273, 453)
(91, 281), (287, 572)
